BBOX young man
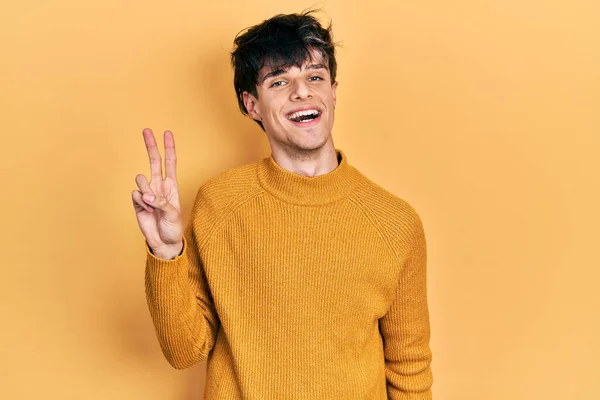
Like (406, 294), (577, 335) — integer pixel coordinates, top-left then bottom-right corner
(133, 10), (433, 399)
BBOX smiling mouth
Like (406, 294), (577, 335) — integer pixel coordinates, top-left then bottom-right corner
(286, 109), (321, 123)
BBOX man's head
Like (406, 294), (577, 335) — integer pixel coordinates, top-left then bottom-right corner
(231, 10), (339, 154)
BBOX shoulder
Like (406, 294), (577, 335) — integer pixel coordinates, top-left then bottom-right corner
(197, 161), (262, 201)
(348, 167), (425, 258)
(349, 167), (422, 224)
(189, 160), (264, 238)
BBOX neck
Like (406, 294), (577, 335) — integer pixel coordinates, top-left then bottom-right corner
(256, 147), (358, 206)
(270, 139), (339, 177)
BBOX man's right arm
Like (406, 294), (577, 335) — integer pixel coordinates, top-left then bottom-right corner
(133, 128), (220, 369)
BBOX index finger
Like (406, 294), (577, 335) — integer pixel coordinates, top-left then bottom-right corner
(142, 128), (163, 181)
(163, 130), (177, 180)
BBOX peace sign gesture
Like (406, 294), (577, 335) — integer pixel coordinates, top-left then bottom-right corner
(132, 128), (184, 260)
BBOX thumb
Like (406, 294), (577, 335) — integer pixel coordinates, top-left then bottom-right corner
(143, 193), (156, 204)
(144, 193), (178, 217)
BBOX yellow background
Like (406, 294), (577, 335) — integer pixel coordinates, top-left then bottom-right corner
(1, 0), (598, 399)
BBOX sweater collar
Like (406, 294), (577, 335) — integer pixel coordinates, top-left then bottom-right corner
(257, 149), (359, 206)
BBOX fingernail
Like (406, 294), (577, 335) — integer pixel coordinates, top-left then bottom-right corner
(145, 194), (155, 202)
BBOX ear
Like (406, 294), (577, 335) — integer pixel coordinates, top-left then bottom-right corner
(332, 81), (338, 108)
(243, 91), (262, 121)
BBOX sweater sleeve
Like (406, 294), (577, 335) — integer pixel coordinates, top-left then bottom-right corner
(379, 214), (433, 399)
(144, 213), (220, 369)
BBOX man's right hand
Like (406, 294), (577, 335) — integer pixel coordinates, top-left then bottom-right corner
(132, 128), (184, 260)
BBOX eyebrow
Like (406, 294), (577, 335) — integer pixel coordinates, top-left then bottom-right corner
(259, 64), (327, 85)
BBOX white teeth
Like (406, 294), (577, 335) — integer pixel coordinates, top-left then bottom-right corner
(287, 109), (319, 120)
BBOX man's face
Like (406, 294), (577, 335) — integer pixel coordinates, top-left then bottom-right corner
(243, 51), (338, 154)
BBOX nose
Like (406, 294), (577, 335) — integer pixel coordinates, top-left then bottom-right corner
(290, 78), (312, 100)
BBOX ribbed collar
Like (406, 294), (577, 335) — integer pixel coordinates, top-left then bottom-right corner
(256, 149), (359, 206)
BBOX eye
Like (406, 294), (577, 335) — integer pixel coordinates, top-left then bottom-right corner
(309, 76), (324, 82)
(270, 80), (286, 87)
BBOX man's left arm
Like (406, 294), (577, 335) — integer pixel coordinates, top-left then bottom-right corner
(379, 215), (433, 399)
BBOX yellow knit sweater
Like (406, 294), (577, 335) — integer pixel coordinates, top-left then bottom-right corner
(144, 149), (433, 399)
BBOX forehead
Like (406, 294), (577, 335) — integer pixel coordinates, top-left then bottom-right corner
(258, 49), (328, 80)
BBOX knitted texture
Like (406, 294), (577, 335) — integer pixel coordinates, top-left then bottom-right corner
(144, 149), (433, 399)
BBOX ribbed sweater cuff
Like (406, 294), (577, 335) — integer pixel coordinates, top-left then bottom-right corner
(145, 237), (189, 282)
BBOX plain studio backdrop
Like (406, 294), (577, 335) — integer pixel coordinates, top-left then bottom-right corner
(0, 1), (598, 399)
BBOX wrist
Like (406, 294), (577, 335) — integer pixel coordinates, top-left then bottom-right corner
(151, 241), (184, 260)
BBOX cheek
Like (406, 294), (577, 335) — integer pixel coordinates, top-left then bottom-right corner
(267, 101), (286, 121)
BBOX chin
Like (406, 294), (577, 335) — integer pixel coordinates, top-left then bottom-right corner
(266, 121), (333, 152)
(289, 135), (331, 152)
